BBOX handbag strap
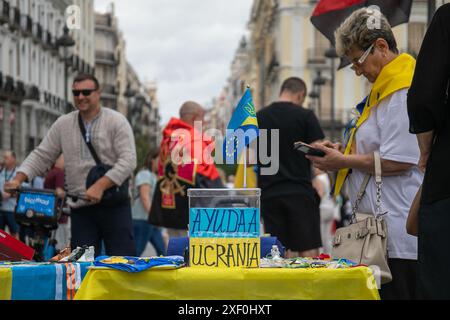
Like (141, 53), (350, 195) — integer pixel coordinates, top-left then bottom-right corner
(374, 151), (384, 217)
(78, 113), (101, 165)
(351, 151), (383, 223)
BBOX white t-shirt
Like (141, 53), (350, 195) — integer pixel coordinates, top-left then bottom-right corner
(347, 88), (422, 260)
(315, 173), (338, 222)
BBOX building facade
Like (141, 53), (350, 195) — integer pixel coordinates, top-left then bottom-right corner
(94, 4), (127, 115)
(125, 63), (161, 151)
(94, 4), (161, 151)
(0, 0), (94, 161)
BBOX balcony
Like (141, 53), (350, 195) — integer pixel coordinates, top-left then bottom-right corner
(10, 80), (25, 103)
(15, 80), (25, 96)
(20, 14), (32, 36)
(307, 47), (328, 65)
(101, 84), (117, 102)
(50, 35), (59, 55)
(79, 59), (85, 73)
(0, 72), (4, 99)
(102, 84), (116, 95)
(43, 91), (52, 105)
(25, 85), (40, 101)
(42, 30), (53, 49)
(66, 102), (74, 114)
(95, 14), (113, 31)
(95, 50), (116, 65)
(32, 22), (43, 43)
(4, 76), (15, 95)
(0, 0), (10, 24)
(8, 6), (20, 31)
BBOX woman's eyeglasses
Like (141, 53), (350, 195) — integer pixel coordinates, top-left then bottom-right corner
(350, 43), (375, 70)
(72, 89), (96, 97)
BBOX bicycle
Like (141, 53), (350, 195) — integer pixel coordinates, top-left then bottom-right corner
(7, 187), (88, 262)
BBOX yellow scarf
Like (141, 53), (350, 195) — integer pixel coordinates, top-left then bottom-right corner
(333, 53), (416, 197)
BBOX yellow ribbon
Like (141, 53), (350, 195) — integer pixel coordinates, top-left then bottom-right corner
(333, 53), (416, 197)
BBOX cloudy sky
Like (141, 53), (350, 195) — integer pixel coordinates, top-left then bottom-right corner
(94, 0), (253, 124)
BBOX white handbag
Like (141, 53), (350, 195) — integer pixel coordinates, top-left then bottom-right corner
(332, 151), (392, 285)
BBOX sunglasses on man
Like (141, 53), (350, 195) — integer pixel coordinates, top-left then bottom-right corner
(72, 89), (97, 97)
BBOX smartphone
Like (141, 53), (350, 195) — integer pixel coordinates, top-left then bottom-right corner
(293, 141), (326, 157)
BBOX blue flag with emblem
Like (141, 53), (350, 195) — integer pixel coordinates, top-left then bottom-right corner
(223, 88), (259, 164)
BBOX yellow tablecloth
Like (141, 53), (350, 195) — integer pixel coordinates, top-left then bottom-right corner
(74, 266), (380, 300)
(0, 269), (12, 300)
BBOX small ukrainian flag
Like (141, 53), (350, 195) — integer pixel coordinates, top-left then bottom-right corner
(223, 88), (259, 164)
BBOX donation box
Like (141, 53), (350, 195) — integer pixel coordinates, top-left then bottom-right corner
(188, 189), (261, 268)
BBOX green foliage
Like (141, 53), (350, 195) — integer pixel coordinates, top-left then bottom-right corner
(135, 133), (151, 172)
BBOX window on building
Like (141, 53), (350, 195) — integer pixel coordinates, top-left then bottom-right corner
(314, 29), (329, 49)
(408, 22), (427, 57)
(31, 50), (36, 84)
(16, 43), (20, 78)
(21, 44), (26, 81)
(0, 106), (4, 149)
(10, 108), (16, 150)
(49, 12), (53, 34)
(9, 49), (14, 76)
(0, 44), (3, 71)
(56, 66), (61, 95)
(41, 56), (45, 90)
(55, 19), (61, 38)
(49, 62), (53, 92)
(41, 8), (45, 25)
(26, 110), (33, 153)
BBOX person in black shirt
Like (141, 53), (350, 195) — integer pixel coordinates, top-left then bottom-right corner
(257, 77), (325, 258)
(407, 3), (450, 300)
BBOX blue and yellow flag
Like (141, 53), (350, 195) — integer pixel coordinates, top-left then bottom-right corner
(223, 88), (259, 164)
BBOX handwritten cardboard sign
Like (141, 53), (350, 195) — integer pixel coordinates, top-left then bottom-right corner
(189, 238), (260, 268)
(189, 208), (260, 238)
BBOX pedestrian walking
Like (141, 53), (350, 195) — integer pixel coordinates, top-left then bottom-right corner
(44, 155), (70, 252)
(132, 150), (165, 257)
(0, 150), (19, 238)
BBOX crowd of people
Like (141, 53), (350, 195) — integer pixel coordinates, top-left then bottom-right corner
(1, 4), (450, 300)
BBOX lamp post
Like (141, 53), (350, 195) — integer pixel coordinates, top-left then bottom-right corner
(313, 71), (326, 120)
(325, 46), (339, 141)
(308, 88), (320, 115)
(124, 84), (137, 128)
(427, 0), (436, 26)
(134, 94), (145, 136)
(55, 25), (75, 114)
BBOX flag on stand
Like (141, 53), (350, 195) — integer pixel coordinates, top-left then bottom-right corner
(223, 88), (259, 164)
(311, 0), (413, 68)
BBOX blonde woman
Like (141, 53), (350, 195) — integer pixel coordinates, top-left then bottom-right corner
(307, 8), (422, 299)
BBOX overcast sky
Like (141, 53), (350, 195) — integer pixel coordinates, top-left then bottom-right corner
(94, 0), (253, 125)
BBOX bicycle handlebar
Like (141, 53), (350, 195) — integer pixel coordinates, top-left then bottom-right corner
(5, 186), (91, 202)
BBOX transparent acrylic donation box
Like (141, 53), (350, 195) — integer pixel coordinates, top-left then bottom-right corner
(188, 188), (261, 211)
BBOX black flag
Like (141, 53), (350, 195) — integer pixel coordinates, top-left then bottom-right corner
(311, 0), (413, 68)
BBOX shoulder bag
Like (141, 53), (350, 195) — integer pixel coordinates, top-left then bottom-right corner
(78, 113), (129, 206)
(331, 151), (392, 284)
